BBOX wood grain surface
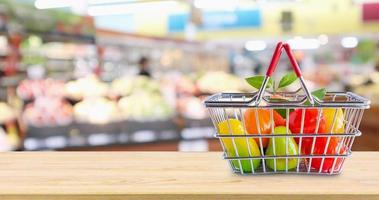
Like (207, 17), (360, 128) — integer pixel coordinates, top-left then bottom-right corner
(0, 151), (378, 200)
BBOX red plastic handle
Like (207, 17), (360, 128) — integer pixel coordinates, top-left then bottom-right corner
(265, 42), (303, 77)
(266, 42), (283, 77)
(283, 43), (302, 77)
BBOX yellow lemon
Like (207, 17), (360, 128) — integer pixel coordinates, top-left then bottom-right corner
(217, 119), (261, 172)
(323, 108), (345, 133)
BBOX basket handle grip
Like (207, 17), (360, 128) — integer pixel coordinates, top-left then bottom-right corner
(283, 43), (302, 77)
(266, 43), (302, 77)
(266, 42), (283, 77)
(256, 42), (315, 105)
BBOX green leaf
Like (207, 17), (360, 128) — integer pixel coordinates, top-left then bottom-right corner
(312, 88), (327, 101)
(245, 76), (273, 90)
(275, 109), (287, 118)
(305, 88), (326, 105)
(278, 72), (298, 89)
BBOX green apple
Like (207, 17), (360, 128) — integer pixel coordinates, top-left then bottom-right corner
(266, 126), (299, 171)
(218, 119), (261, 173)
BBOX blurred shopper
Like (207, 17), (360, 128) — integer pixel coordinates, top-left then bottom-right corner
(375, 59), (379, 72)
(138, 57), (151, 77)
(254, 63), (263, 74)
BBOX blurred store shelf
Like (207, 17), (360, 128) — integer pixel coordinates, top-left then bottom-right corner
(59, 139), (222, 152)
(23, 117), (215, 151)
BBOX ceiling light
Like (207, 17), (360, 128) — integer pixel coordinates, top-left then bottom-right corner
(341, 37), (358, 48)
(88, 1), (179, 16)
(244, 40), (267, 51)
(34, 0), (74, 9)
(318, 34), (328, 45)
(287, 37), (320, 50)
(87, 0), (136, 5)
(194, 0), (239, 11)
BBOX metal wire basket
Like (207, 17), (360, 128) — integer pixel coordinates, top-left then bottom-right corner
(204, 42), (370, 175)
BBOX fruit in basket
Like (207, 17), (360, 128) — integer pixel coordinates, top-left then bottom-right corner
(244, 109), (273, 148)
(289, 108), (345, 172)
(303, 108), (345, 172)
(289, 108), (326, 160)
(273, 110), (286, 126)
(323, 108), (345, 133)
(266, 126), (299, 171)
(289, 108), (326, 134)
(289, 108), (347, 172)
(217, 119), (261, 172)
(305, 138), (347, 173)
(289, 108), (326, 144)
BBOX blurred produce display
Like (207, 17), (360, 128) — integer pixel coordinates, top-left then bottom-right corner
(21, 39), (97, 63)
(177, 96), (207, 120)
(175, 76), (199, 95)
(65, 76), (109, 100)
(352, 39), (376, 64)
(12, 71), (225, 150)
(23, 97), (73, 127)
(0, 102), (21, 151)
(0, 127), (14, 151)
(111, 76), (160, 97)
(17, 79), (65, 100)
(74, 97), (119, 124)
(0, 0), (95, 38)
(118, 91), (174, 121)
(353, 72), (379, 105)
(197, 71), (250, 93)
(16, 72), (230, 127)
(0, 102), (17, 123)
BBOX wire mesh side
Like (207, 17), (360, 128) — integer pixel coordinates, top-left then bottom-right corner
(208, 105), (365, 175)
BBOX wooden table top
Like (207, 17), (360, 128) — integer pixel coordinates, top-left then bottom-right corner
(0, 151), (378, 200)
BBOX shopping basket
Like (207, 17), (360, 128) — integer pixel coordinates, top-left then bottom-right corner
(204, 42), (370, 175)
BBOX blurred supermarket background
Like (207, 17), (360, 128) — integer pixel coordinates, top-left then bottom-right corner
(0, 0), (378, 151)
